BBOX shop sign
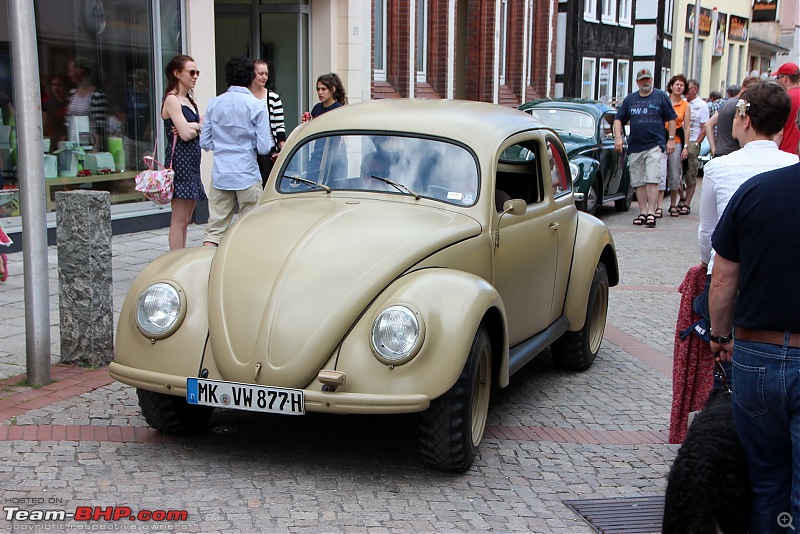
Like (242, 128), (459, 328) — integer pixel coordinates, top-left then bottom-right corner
(713, 13), (727, 57)
(728, 15), (749, 42)
(686, 4), (713, 37)
(752, 0), (777, 22)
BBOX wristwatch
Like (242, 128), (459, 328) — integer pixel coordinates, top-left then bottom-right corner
(709, 332), (733, 344)
(667, 136), (675, 140)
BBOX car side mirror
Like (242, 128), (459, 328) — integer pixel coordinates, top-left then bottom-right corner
(502, 199), (526, 216)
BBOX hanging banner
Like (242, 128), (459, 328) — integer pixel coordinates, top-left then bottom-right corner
(728, 15), (749, 42)
(686, 4), (712, 37)
(752, 0), (777, 22)
(713, 13), (727, 57)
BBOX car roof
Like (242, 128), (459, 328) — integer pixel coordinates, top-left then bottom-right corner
(518, 98), (615, 118)
(294, 99), (547, 148)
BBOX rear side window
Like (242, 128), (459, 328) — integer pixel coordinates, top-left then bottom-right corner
(547, 138), (571, 197)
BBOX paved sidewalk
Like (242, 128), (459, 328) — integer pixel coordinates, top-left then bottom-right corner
(0, 196), (705, 533)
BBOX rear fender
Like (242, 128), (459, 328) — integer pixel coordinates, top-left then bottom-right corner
(563, 213), (618, 330)
(333, 269), (509, 399)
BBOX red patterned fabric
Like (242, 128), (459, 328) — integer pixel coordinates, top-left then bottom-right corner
(669, 264), (714, 444)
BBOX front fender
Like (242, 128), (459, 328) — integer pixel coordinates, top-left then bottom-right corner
(333, 268), (508, 401)
(113, 248), (215, 387)
(563, 213), (618, 330)
(571, 155), (600, 195)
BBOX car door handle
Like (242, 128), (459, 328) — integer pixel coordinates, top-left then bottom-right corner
(548, 222), (559, 231)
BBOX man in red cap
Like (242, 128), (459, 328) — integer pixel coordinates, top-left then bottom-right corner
(773, 62), (800, 154)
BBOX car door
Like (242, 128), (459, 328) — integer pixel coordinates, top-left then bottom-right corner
(492, 135), (558, 346)
(600, 111), (626, 196)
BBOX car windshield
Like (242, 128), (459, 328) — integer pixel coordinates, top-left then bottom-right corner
(277, 134), (480, 206)
(527, 108), (596, 139)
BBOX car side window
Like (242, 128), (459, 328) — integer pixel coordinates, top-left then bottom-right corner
(602, 113), (614, 139)
(547, 139), (571, 197)
(496, 141), (543, 206)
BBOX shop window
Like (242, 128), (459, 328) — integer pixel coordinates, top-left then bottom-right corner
(581, 58), (596, 100)
(525, 0), (535, 87)
(14, 0), (183, 213)
(615, 59), (629, 101)
(601, 0), (616, 24)
(584, 0), (597, 22)
(619, 0), (632, 26)
(663, 0), (674, 33)
(598, 59), (613, 102)
(498, 0), (508, 85)
(415, 0), (428, 83)
(374, 0), (387, 81)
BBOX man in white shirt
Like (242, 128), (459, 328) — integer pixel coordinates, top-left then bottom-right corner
(680, 79), (709, 215)
(696, 81), (798, 389)
(698, 81), (798, 274)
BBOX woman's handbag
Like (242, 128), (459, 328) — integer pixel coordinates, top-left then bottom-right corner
(135, 133), (177, 205)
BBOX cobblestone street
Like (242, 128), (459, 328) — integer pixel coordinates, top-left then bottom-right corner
(0, 189), (704, 533)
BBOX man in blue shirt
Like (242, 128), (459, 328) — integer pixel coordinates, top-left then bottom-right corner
(200, 55), (273, 247)
(614, 68), (677, 228)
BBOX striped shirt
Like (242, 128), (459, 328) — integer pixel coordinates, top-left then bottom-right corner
(263, 90), (286, 144)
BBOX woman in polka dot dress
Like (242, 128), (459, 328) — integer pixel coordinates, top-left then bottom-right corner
(161, 55), (206, 250)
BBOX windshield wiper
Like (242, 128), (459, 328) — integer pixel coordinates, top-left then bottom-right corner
(283, 175), (331, 193)
(369, 175), (420, 200)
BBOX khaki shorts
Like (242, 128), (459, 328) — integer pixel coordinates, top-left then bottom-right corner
(629, 146), (663, 188)
(684, 141), (700, 188)
(203, 182), (263, 245)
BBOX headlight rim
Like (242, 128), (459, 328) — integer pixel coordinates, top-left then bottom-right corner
(370, 304), (426, 366)
(569, 161), (581, 183)
(135, 281), (187, 340)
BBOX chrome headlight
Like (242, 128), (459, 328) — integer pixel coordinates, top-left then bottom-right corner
(569, 162), (580, 183)
(135, 282), (185, 339)
(370, 305), (424, 365)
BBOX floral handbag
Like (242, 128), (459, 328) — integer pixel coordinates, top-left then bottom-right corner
(135, 133), (177, 205)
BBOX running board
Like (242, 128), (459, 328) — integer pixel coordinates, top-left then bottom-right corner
(508, 317), (570, 376)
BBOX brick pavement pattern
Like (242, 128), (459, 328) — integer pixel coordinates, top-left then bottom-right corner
(0, 194), (704, 533)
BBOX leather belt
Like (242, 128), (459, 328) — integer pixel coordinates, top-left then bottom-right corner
(736, 327), (800, 348)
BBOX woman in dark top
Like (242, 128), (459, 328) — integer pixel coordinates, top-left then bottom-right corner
(310, 73), (347, 118)
(161, 55), (206, 250)
(303, 73), (348, 181)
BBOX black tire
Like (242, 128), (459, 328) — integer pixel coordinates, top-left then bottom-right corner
(137, 388), (214, 434)
(419, 328), (492, 472)
(615, 183), (633, 212)
(580, 179), (600, 215)
(551, 263), (609, 371)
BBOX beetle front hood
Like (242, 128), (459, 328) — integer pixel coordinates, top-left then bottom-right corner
(207, 197), (482, 387)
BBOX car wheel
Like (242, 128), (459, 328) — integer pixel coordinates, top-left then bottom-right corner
(615, 183), (633, 212)
(551, 263), (609, 371)
(418, 327), (492, 472)
(579, 179), (599, 215)
(137, 388), (214, 434)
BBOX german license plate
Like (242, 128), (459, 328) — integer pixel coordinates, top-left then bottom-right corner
(186, 378), (304, 415)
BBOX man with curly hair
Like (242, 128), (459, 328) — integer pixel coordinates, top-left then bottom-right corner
(200, 55), (273, 247)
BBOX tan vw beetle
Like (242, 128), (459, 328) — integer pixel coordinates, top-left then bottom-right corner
(111, 99), (618, 472)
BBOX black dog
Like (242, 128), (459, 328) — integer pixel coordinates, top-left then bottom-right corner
(663, 388), (750, 534)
